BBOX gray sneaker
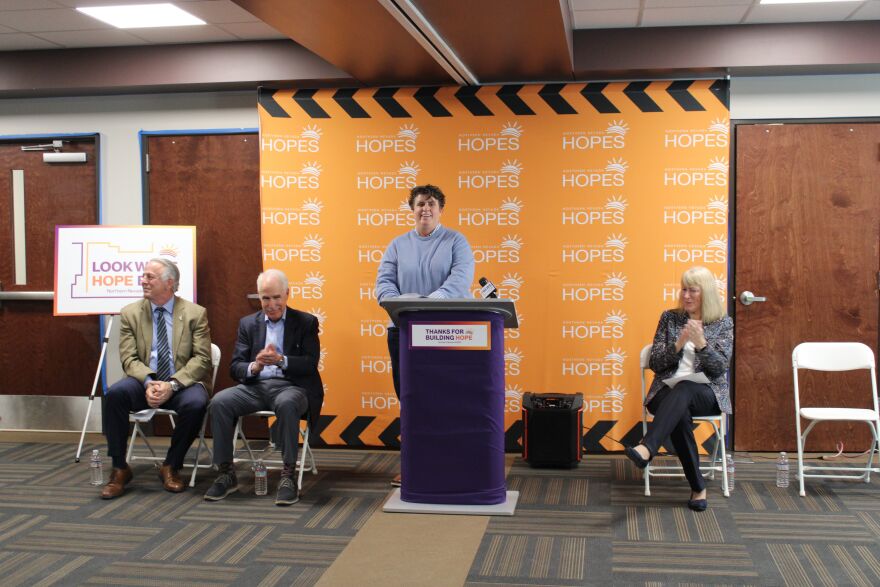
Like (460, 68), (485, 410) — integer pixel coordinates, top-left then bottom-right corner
(204, 468), (238, 501)
(275, 476), (299, 506)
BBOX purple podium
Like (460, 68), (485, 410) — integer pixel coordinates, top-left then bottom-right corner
(380, 298), (519, 515)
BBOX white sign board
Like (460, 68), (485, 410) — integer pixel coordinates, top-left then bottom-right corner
(409, 322), (491, 350)
(54, 225), (197, 316)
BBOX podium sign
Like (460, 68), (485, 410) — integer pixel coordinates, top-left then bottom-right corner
(409, 321), (491, 350)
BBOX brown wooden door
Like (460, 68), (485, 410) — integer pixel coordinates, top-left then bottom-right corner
(0, 138), (100, 396)
(144, 133), (264, 435)
(734, 123), (880, 451)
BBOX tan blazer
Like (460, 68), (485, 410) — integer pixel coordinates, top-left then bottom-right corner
(118, 296), (213, 393)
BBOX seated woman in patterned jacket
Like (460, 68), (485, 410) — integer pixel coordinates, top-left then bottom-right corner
(625, 266), (733, 512)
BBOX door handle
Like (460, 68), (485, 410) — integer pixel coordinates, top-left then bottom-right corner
(739, 291), (766, 306)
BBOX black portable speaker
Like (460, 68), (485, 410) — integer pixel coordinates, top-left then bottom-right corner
(521, 392), (584, 468)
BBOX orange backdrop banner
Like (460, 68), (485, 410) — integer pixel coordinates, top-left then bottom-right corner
(258, 81), (730, 451)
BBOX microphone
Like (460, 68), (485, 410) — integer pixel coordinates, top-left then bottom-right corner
(478, 277), (498, 299)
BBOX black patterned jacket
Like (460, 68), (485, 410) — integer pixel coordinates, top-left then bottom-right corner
(646, 310), (734, 414)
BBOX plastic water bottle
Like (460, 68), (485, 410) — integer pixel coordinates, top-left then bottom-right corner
(726, 453), (735, 492)
(89, 449), (103, 486)
(776, 452), (790, 488)
(253, 461), (268, 496)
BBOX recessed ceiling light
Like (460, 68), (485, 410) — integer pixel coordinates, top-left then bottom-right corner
(76, 3), (206, 29)
(760, 0), (859, 4)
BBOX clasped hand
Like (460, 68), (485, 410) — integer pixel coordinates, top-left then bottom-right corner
(251, 344), (283, 375)
(145, 381), (172, 408)
(677, 319), (707, 350)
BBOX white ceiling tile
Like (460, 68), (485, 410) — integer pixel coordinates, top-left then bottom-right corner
(646, 0), (752, 7)
(745, 3), (860, 24)
(35, 28), (148, 48)
(573, 9), (639, 29)
(642, 6), (749, 26)
(0, 32), (61, 49)
(178, 1), (262, 23)
(570, 0), (639, 10)
(217, 21), (285, 40)
(0, 8), (110, 32)
(849, 0), (880, 19)
(128, 23), (237, 43)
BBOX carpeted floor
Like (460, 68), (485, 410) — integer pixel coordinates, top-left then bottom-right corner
(0, 439), (878, 586)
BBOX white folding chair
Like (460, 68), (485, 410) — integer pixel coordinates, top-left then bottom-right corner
(126, 343), (220, 488)
(792, 342), (880, 497)
(640, 344), (729, 497)
(232, 411), (317, 492)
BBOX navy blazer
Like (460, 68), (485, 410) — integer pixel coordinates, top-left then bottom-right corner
(230, 308), (324, 427)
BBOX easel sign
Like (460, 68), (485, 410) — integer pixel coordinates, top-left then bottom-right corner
(54, 225), (197, 316)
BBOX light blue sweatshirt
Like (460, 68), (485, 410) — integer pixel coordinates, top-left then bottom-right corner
(375, 225), (475, 301)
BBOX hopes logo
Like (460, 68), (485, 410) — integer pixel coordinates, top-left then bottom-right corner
(472, 234), (524, 264)
(458, 121), (523, 152)
(356, 124), (420, 153)
(562, 195), (627, 225)
(309, 307), (326, 335)
(584, 385), (627, 414)
(261, 197), (324, 226)
(664, 118), (729, 148)
(262, 234), (324, 263)
(357, 244), (386, 264)
(504, 346), (524, 376)
(458, 159), (522, 189)
(261, 124), (322, 153)
(562, 233), (628, 264)
(288, 271), (325, 300)
(663, 234), (728, 265)
(459, 196), (524, 227)
(562, 272), (627, 302)
(357, 200), (412, 227)
(663, 196), (727, 225)
(261, 161), (322, 190)
(561, 310), (627, 340)
(359, 319), (387, 338)
(562, 347), (626, 377)
(562, 158), (628, 188)
(664, 157), (728, 187)
(504, 383), (524, 413)
(357, 161), (420, 190)
(562, 120), (629, 150)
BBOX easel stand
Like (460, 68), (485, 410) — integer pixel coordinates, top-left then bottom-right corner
(74, 314), (114, 462)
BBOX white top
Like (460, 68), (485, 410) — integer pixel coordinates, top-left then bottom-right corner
(673, 341), (696, 377)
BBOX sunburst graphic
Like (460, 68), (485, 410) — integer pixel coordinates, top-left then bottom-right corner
(605, 234), (628, 250)
(501, 272), (524, 288)
(500, 121), (523, 138)
(303, 272), (325, 287)
(301, 161), (322, 176)
(707, 156), (728, 172)
(505, 384), (523, 400)
(500, 196), (524, 212)
(605, 157), (628, 174)
(606, 120), (629, 136)
(708, 118), (729, 134)
(301, 124), (323, 140)
(604, 195), (628, 211)
(500, 159), (523, 175)
(714, 273), (727, 293)
(500, 234), (524, 251)
(604, 385), (626, 401)
(604, 310), (627, 326)
(397, 124), (420, 140)
(158, 244), (179, 258)
(707, 234), (728, 250)
(605, 347), (627, 364)
(318, 348), (327, 372)
(504, 347), (524, 363)
(399, 161), (420, 176)
(303, 234), (324, 249)
(398, 200), (411, 211)
(605, 273), (628, 288)
(707, 196), (728, 211)
(309, 307), (326, 333)
(301, 198), (324, 212)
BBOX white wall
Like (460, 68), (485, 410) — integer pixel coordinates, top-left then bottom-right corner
(731, 74), (880, 120)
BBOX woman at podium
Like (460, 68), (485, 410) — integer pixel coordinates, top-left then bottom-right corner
(625, 266), (733, 512)
(375, 184), (475, 485)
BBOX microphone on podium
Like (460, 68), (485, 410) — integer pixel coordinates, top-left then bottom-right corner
(478, 277), (498, 299)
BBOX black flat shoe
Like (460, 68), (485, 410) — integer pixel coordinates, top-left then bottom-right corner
(624, 446), (650, 469)
(687, 498), (708, 512)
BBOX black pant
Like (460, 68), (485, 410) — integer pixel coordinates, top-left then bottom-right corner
(104, 376), (208, 470)
(643, 381), (721, 492)
(387, 326), (401, 399)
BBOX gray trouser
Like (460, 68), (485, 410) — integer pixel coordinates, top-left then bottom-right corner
(210, 378), (308, 467)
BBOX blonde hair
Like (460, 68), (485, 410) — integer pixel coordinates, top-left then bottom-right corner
(676, 266), (726, 323)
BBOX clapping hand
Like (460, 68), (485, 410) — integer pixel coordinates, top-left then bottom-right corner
(685, 319), (707, 350)
(256, 343), (283, 367)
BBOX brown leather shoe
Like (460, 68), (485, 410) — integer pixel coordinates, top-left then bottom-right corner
(158, 464), (185, 493)
(101, 466), (133, 499)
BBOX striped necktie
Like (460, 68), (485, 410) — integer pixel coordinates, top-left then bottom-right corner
(155, 307), (172, 382)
